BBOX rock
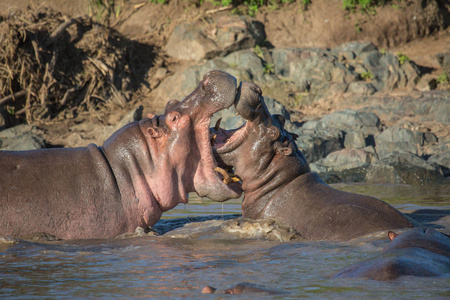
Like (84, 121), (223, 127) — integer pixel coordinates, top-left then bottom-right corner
(57, 106), (144, 148)
(290, 54), (357, 91)
(358, 91), (450, 125)
(165, 15), (266, 61)
(222, 50), (266, 82)
(293, 128), (344, 163)
(0, 107), (8, 131)
(344, 130), (366, 149)
(310, 148), (376, 183)
(375, 126), (426, 157)
(165, 22), (219, 61)
(213, 96), (290, 131)
(436, 52), (450, 74)
(331, 41), (378, 56)
(264, 96), (291, 121)
(0, 125), (46, 150)
(415, 73), (438, 91)
(114, 105), (143, 129)
(201, 286), (216, 294)
(302, 109), (381, 134)
(428, 150), (450, 176)
(215, 15), (266, 53)
(346, 82), (377, 96)
(366, 151), (444, 185)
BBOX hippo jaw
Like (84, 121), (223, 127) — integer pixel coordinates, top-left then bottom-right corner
(211, 81), (309, 197)
(162, 70), (244, 202)
(189, 72), (245, 202)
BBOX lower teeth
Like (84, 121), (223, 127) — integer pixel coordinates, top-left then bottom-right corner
(214, 167), (241, 185)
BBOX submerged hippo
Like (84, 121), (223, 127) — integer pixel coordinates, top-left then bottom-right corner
(0, 70), (242, 239)
(331, 228), (450, 280)
(211, 82), (413, 241)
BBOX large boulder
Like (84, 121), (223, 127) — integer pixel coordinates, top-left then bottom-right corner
(302, 109), (381, 137)
(375, 126), (438, 158)
(310, 148), (377, 183)
(366, 151), (444, 185)
(165, 15), (265, 61)
(293, 129), (344, 163)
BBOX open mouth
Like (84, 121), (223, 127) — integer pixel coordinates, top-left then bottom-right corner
(210, 117), (250, 187)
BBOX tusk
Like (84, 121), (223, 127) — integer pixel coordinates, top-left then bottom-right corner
(214, 166), (231, 184)
(210, 134), (217, 145)
(214, 118), (222, 131)
(230, 176), (241, 183)
(236, 112), (240, 116)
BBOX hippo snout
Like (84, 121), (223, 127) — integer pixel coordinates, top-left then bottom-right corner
(235, 82), (263, 121)
(178, 70), (237, 118)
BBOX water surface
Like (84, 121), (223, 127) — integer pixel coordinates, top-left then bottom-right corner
(1, 184), (449, 298)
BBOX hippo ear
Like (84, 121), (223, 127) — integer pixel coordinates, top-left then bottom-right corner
(276, 147), (292, 156)
(388, 231), (398, 241)
(148, 127), (161, 138)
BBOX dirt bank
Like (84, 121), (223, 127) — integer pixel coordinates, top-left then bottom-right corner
(0, 0), (449, 149)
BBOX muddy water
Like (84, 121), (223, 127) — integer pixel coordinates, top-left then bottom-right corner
(1, 184), (449, 298)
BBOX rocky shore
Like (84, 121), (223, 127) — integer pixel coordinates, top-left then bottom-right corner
(1, 1), (449, 185)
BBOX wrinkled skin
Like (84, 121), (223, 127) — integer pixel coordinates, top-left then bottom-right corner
(212, 81), (413, 241)
(331, 228), (450, 280)
(0, 70), (242, 239)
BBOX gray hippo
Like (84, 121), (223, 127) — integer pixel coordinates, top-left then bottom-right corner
(0, 70), (242, 239)
(331, 228), (450, 280)
(202, 282), (289, 295)
(211, 81), (413, 241)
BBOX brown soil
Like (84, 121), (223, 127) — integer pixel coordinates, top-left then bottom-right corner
(0, 0), (449, 147)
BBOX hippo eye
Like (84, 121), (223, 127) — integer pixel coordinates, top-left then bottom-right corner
(268, 127), (280, 140)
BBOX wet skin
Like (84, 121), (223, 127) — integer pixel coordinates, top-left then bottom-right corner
(331, 228), (450, 280)
(211, 81), (413, 241)
(0, 70), (242, 239)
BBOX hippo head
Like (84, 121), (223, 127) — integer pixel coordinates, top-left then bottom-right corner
(386, 228), (450, 256)
(211, 82), (309, 203)
(141, 70), (242, 208)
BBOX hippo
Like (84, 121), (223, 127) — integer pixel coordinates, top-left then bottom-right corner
(201, 283), (289, 295)
(0, 70), (242, 240)
(331, 228), (450, 280)
(211, 81), (413, 241)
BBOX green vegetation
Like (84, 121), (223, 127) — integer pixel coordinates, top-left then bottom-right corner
(436, 73), (449, 85)
(343, 0), (384, 10)
(396, 53), (410, 65)
(263, 62), (275, 74)
(361, 71), (373, 81)
(90, 0), (404, 19)
(254, 45), (264, 59)
(87, 0), (126, 23)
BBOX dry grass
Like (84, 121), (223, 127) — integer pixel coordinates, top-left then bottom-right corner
(0, 6), (154, 125)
